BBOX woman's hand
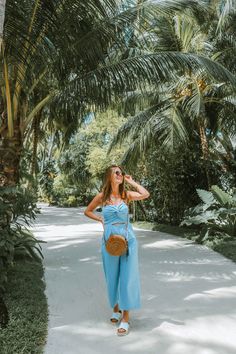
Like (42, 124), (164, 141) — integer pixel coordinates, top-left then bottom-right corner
(124, 175), (150, 201)
(100, 218), (104, 230)
(124, 174), (134, 184)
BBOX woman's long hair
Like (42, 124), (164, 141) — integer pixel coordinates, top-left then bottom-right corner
(101, 165), (128, 205)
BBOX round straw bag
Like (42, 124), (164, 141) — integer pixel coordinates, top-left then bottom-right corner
(105, 211), (129, 256)
(105, 234), (128, 256)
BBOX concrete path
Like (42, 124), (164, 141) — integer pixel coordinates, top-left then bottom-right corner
(33, 203), (236, 354)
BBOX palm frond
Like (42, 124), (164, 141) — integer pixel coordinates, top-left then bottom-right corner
(182, 79), (205, 118)
(71, 52), (236, 106)
(152, 106), (189, 150)
(216, 0), (236, 33)
(108, 98), (171, 152)
(120, 138), (143, 168)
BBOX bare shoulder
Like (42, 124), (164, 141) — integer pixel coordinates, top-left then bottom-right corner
(85, 192), (103, 212)
(97, 192), (103, 203)
(92, 192), (103, 204)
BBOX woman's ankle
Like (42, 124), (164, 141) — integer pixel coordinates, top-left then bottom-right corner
(122, 310), (129, 321)
(113, 304), (120, 312)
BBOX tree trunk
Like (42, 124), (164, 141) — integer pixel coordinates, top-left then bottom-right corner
(0, 121), (22, 328)
(31, 111), (41, 176)
(0, 293), (9, 328)
(0, 122), (23, 187)
(198, 120), (211, 189)
(137, 200), (147, 220)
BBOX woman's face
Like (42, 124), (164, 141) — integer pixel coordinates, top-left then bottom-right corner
(110, 166), (124, 185)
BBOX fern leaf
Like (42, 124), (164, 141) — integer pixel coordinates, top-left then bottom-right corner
(196, 189), (216, 205)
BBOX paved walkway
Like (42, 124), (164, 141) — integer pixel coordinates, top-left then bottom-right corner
(33, 203), (236, 354)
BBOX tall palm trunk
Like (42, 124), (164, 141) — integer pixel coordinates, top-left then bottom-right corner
(0, 119), (21, 329)
(0, 294), (9, 328)
(198, 118), (211, 189)
(0, 117), (22, 329)
(31, 110), (41, 176)
(0, 0), (11, 320)
(0, 120), (23, 187)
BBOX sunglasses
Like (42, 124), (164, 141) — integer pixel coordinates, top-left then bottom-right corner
(113, 170), (125, 176)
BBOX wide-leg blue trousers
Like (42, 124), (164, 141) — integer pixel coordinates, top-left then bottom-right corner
(101, 237), (141, 310)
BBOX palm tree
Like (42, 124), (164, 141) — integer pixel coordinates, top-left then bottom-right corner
(108, 3), (236, 188)
(1, 0), (236, 188)
(1, 0), (119, 186)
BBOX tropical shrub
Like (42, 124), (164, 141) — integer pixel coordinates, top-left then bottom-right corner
(59, 195), (78, 208)
(181, 185), (236, 244)
(141, 146), (220, 225)
(0, 187), (44, 290)
(38, 160), (57, 204)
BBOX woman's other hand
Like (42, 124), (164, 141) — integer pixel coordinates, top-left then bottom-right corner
(100, 218), (104, 230)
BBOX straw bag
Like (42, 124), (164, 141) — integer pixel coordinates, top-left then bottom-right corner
(105, 233), (128, 256)
(105, 214), (129, 256)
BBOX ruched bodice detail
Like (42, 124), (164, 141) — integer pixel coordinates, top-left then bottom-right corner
(102, 202), (135, 243)
(102, 202), (129, 225)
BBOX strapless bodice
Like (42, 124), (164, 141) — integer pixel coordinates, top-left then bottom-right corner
(102, 202), (129, 225)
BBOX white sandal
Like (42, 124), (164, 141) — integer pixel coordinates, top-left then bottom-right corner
(117, 321), (130, 336)
(110, 310), (122, 324)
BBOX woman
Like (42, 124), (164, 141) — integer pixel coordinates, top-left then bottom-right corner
(84, 165), (150, 336)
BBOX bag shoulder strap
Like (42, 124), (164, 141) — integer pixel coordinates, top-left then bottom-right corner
(126, 208), (129, 240)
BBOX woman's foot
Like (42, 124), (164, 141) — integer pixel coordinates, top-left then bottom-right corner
(117, 310), (129, 334)
(110, 303), (122, 323)
(117, 320), (130, 336)
(110, 310), (122, 323)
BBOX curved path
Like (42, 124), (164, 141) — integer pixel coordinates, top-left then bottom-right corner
(33, 203), (236, 354)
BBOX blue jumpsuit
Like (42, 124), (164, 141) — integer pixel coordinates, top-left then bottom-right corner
(101, 201), (141, 311)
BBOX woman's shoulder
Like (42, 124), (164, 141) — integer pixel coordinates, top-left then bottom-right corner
(96, 192), (104, 202)
(90, 192), (103, 204)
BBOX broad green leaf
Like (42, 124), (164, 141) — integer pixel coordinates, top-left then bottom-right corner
(211, 185), (233, 206)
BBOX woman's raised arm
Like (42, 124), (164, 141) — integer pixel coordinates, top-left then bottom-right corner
(125, 175), (150, 201)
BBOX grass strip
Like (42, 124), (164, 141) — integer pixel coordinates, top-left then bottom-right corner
(132, 221), (236, 264)
(0, 258), (48, 354)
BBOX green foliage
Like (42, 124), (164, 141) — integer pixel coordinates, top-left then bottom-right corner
(53, 136), (93, 205)
(181, 185), (236, 244)
(211, 184), (234, 206)
(107, 2), (236, 227)
(38, 160), (57, 204)
(0, 187), (44, 290)
(141, 145), (220, 225)
(87, 145), (126, 179)
(48, 110), (129, 206)
(210, 239), (236, 263)
(57, 135), (91, 187)
(209, 133), (236, 189)
(58, 195), (78, 208)
(83, 110), (128, 179)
